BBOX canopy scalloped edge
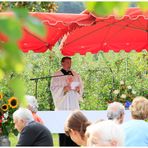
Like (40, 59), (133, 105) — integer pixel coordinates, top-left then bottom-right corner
(61, 49), (148, 56)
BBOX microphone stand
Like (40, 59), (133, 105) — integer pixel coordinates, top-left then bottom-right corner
(30, 74), (69, 99)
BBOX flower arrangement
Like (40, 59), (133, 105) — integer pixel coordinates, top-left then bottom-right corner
(0, 93), (19, 136)
(112, 80), (136, 108)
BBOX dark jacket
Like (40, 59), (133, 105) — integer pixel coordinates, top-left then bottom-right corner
(16, 121), (53, 146)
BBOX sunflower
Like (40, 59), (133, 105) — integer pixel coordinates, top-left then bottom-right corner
(1, 104), (8, 111)
(0, 93), (3, 100)
(8, 97), (18, 108)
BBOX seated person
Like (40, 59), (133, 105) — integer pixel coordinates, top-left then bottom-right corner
(122, 96), (148, 146)
(86, 120), (124, 147)
(64, 110), (91, 146)
(13, 108), (53, 146)
(26, 95), (44, 124)
(107, 102), (125, 124)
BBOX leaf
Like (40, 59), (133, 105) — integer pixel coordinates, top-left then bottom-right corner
(85, 2), (129, 17)
(2, 42), (24, 73)
(85, 2), (113, 16)
(14, 63), (24, 74)
(137, 2), (148, 11)
(0, 69), (4, 81)
(12, 7), (28, 19)
(0, 18), (22, 41)
(25, 16), (46, 38)
(9, 78), (26, 103)
(113, 2), (130, 17)
(3, 42), (22, 61)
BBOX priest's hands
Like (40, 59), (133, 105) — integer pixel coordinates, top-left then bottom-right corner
(75, 86), (80, 93)
(64, 85), (71, 93)
(64, 85), (80, 94)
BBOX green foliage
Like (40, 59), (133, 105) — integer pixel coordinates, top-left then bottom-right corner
(86, 1), (148, 16)
(85, 2), (130, 16)
(137, 2), (148, 11)
(25, 16), (46, 38)
(112, 81), (136, 103)
(22, 50), (61, 110)
(0, 19), (22, 40)
(0, 2), (58, 12)
(0, 8), (46, 105)
(18, 47), (148, 111)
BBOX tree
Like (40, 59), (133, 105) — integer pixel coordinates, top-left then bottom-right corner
(0, 1), (58, 12)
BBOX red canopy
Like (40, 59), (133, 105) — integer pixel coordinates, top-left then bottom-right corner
(1, 8), (148, 55)
(0, 11), (95, 52)
(60, 7), (148, 55)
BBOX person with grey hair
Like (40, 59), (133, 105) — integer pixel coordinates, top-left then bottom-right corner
(86, 120), (124, 146)
(107, 102), (125, 124)
(13, 108), (53, 146)
(122, 96), (148, 146)
(26, 95), (43, 124)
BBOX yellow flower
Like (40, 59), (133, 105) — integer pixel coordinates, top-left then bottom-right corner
(0, 92), (3, 100)
(8, 97), (18, 108)
(1, 104), (8, 111)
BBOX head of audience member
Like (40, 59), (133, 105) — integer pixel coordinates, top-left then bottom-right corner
(61, 57), (72, 71)
(130, 96), (148, 120)
(64, 110), (91, 146)
(86, 120), (124, 147)
(13, 108), (34, 132)
(107, 102), (125, 124)
(26, 95), (38, 113)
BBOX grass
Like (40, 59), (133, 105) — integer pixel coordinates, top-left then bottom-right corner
(53, 134), (59, 146)
(9, 133), (17, 146)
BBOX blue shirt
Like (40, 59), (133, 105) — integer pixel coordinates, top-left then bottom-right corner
(122, 119), (148, 146)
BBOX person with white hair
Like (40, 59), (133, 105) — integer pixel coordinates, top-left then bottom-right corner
(107, 102), (125, 124)
(86, 120), (124, 146)
(26, 95), (43, 124)
(13, 108), (53, 146)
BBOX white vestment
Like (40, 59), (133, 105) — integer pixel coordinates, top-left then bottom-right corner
(50, 70), (83, 110)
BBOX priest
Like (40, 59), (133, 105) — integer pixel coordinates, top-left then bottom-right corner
(50, 56), (84, 146)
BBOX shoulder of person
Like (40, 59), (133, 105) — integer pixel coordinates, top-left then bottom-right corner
(53, 69), (62, 76)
